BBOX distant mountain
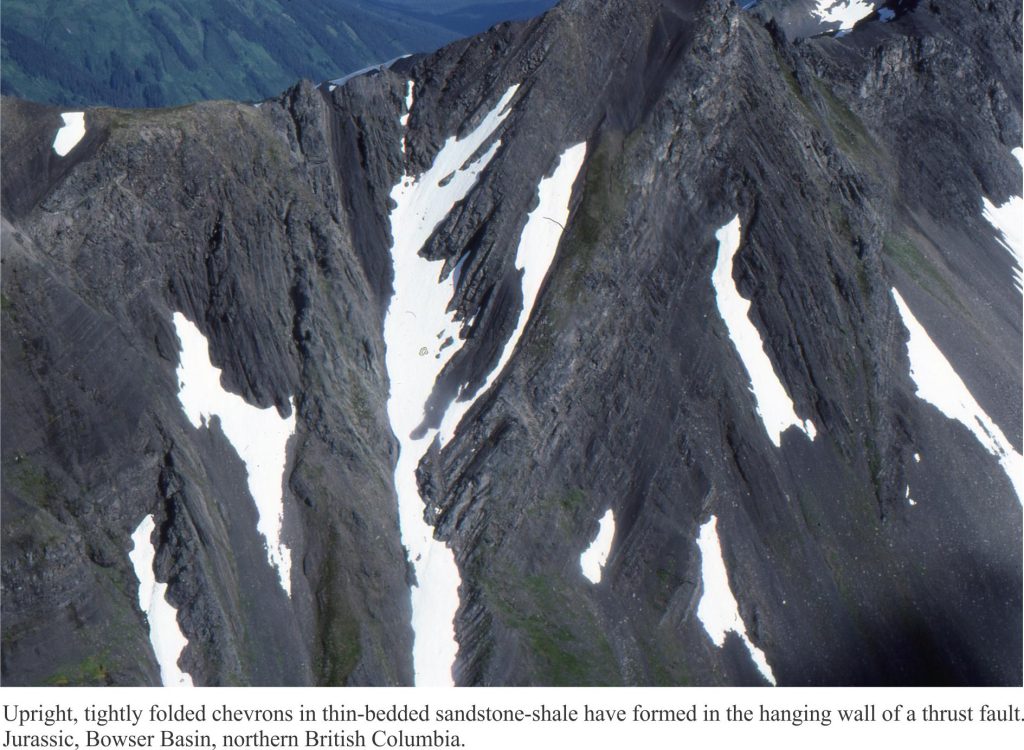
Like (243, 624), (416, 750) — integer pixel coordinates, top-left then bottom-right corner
(378, 1), (560, 35)
(0, 0), (556, 108)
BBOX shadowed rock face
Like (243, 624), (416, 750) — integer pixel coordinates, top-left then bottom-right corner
(1, 0), (1020, 686)
(1, 91), (414, 686)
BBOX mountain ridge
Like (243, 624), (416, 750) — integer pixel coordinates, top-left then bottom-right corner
(1, 0), (1021, 686)
(0, 0), (557, 108)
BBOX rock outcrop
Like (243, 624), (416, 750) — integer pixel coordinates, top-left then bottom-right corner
(2, 0), (1020, 685)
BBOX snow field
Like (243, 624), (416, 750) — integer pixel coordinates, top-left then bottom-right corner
(813, 1), (877, 31)
(129, 515), (193, 687)
(981, 147), (1024, 294)
(696, 515), (777, 685)
(383, 77), (588, 683)
(891, 289), (1023, 506)
(711, 216), (817, 447)
(383, 83), (520, 685)
(52, 112), (86, 156)
(580, 509), (616, 584)
(173, 313), (296, 595)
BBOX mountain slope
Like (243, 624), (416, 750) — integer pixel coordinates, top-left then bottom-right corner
(0, 0), (556, 108)
(1, 0), (1021, 686)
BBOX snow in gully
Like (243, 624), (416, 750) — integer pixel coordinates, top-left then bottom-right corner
(382, 79), (586, 684)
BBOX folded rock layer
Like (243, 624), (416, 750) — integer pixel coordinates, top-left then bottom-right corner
(2, 0), (1020, 686)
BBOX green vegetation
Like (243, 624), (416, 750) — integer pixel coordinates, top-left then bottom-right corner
(526, 127), (631, 356)
(43, 653), (112, 686)
(652, 565), (678, 610)
(768, 38), (880, 165)
(883, 232), (961, 309)
(315, 546), (363, 685)
(483, 571), (618, 685)
(651, 656), (690, 686)
(1, 1), (557, 108)
(562, 133), (629, 279)
(556, 488), (586, 514)
(347, 380), (374, 430)
(811, 76), (879, 162)
(770, 44), (813, 116)
(319, 608), (362, 686)
(827, 199), (854, 242)
(474, 485), (620, 685)
(9, 460), (63, 509)
(2, 0), (445, 107)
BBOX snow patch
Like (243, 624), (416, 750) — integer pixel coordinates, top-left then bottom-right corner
(813, 1), (877, 31)
(891, 289), (1023, 506)
(696, 515), (777, 685)
(711, 215), (816, 447)
(878, 8), (895, 22)
(172, 312), (296, 595)
(383, 83), (520, 686)
(580, 509), (615, 584)
(981, 147), (1024, 294)
(437, 141), (588, 447)
(401, 80), (415, 128)
(400, 80), (415, 153)
(129, 516), (193, 687)
(52, 112), (85, 156)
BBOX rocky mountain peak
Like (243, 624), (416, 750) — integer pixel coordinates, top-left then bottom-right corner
(2, 0), (1020, 686)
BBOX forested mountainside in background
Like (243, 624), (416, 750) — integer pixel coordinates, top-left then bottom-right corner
(1, 0), (1021, 686)
(0, 0), (556, 108)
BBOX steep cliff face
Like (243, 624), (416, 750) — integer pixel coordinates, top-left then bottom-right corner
(1, 89), (413, 685)
(2, 0), (1021, 686)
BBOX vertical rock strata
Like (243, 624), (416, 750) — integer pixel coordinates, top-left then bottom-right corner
(2, 0), (1021, 685)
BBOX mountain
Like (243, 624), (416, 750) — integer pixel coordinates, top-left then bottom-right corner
(1, 0), (1021, 686)
(0, 0), (556, 108)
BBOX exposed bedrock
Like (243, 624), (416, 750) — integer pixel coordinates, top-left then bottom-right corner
(1, 0), (1020, 685)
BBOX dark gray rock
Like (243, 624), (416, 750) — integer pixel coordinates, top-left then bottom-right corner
(2, 0), (1020, 686)
(2, 90), (412, 685)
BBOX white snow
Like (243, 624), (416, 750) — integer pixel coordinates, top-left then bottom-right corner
(813, 1), (877, 31)
(580, 509), (616, 584)
(891, 289), (1023, 506)
(436, 141), (588, 447)
(695, 515), (777, 685)
(981, 147), (1024, 294)
(804, 420), (817, 441)
(52, 112), (85, 156)
(129, 515), (193, 687)
(914, 452), (921, 462)
(401, 80), (415, 128)
(172, 312), (296, 595)
(399, 80), (416, 154)
(711, 215), (817, 447)
(383, 83), (521, 686)
(383, 81), (586, 684)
